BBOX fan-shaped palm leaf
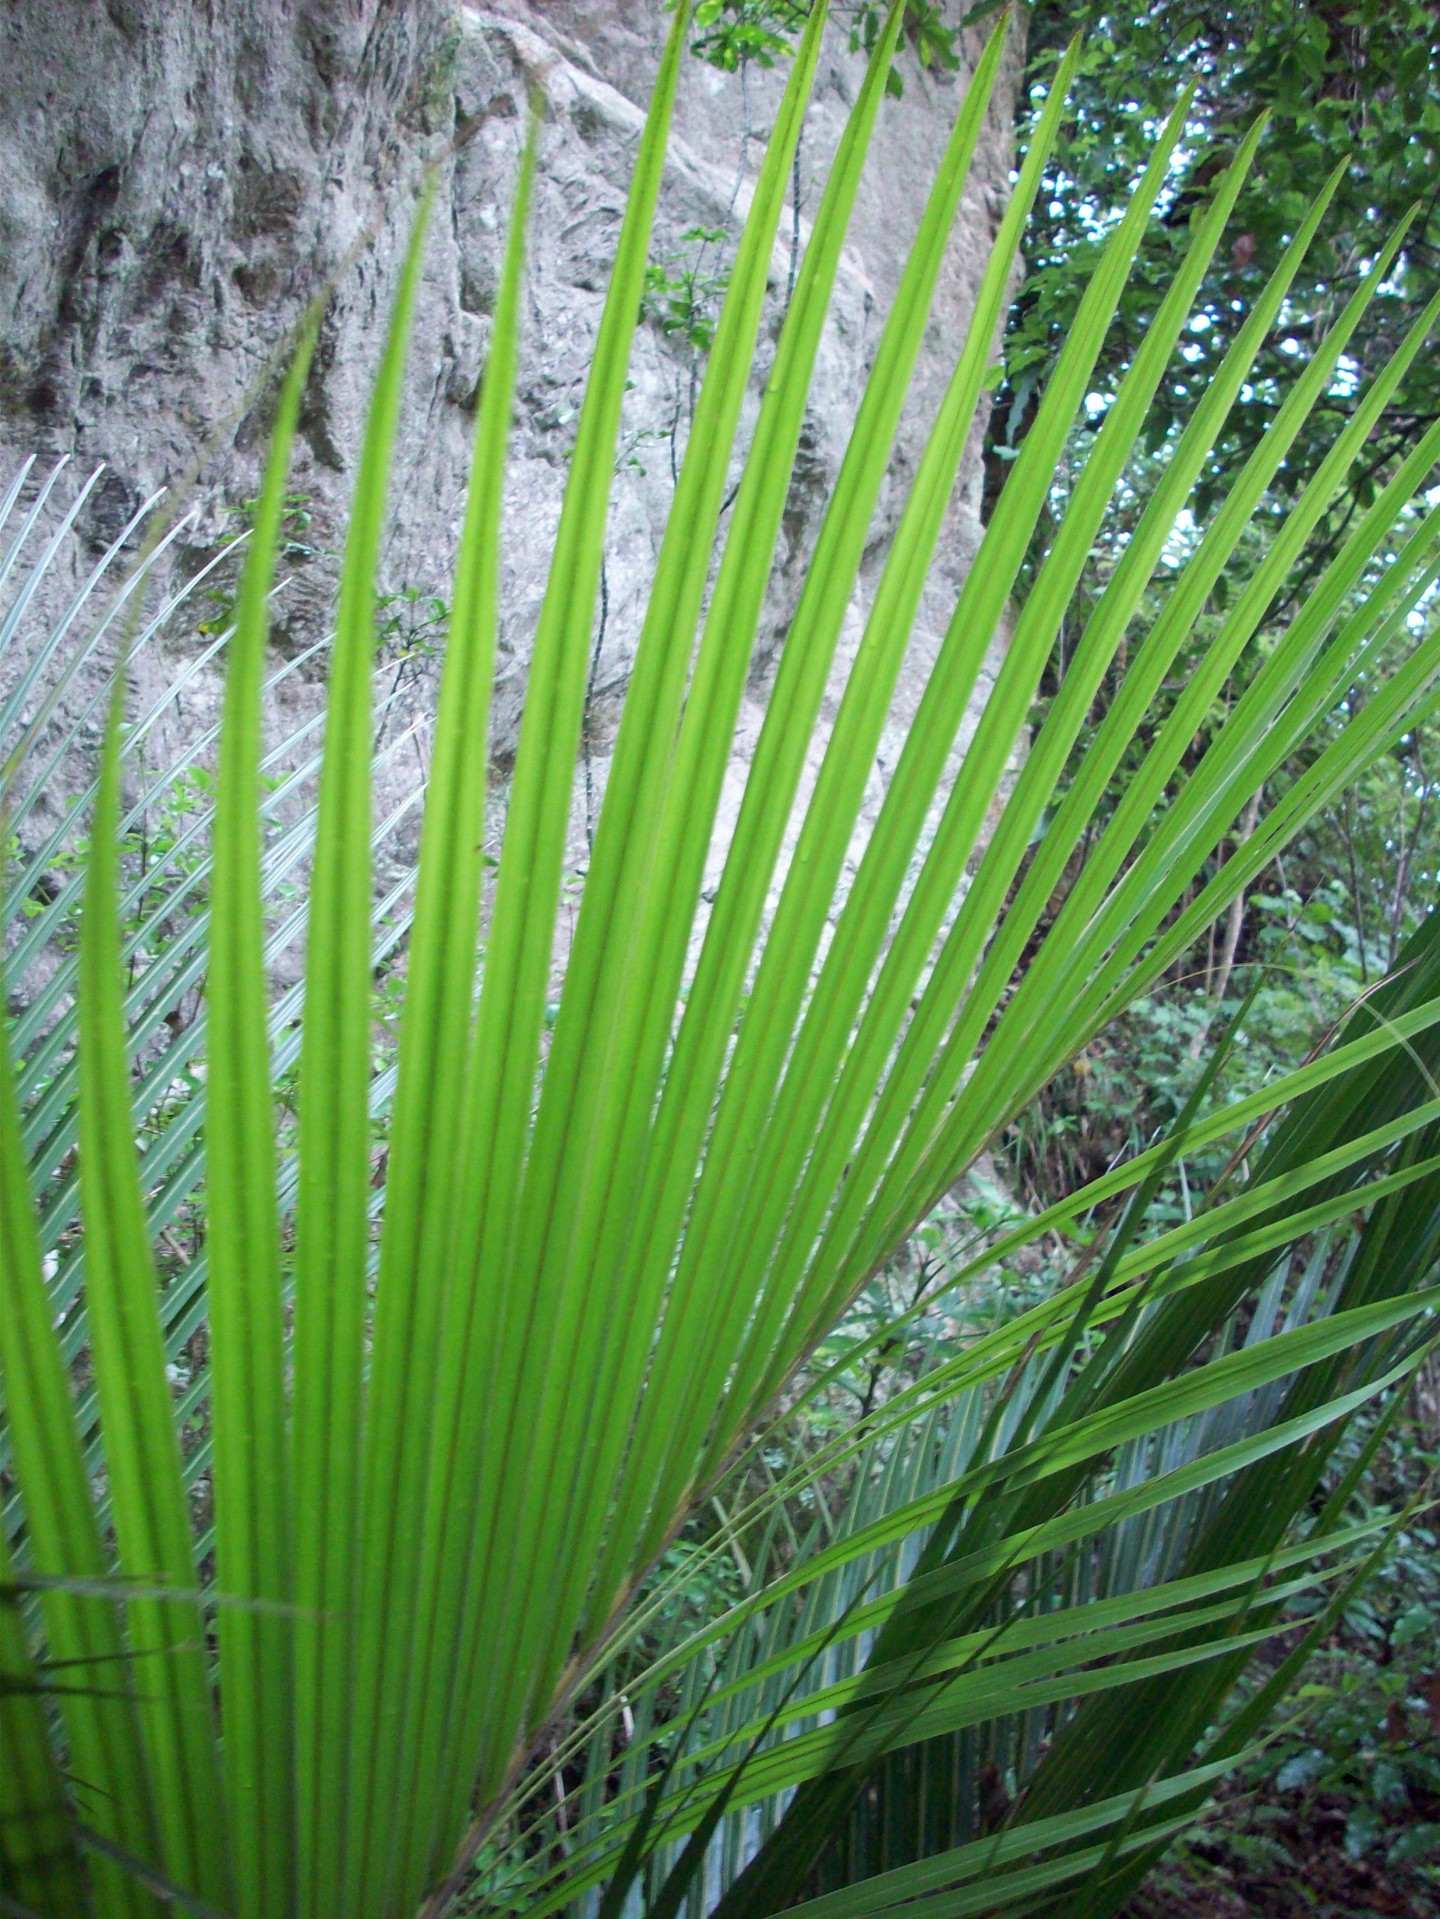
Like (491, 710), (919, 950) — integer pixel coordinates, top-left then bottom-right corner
(2, 5), (1437, 1915)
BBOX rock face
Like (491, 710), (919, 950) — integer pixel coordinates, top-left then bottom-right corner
(0, 0), (1022, 950)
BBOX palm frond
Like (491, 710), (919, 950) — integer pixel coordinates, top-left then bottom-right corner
(510, 937), (1437, 1919)
(2, 10), (1437, 1916)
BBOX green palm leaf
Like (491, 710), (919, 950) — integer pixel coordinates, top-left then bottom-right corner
(511, 940), (1436, 1919)
(2, 14), (1437, 1918)
(75, 691), (229, 1906)
(206, 321), (316, 1919)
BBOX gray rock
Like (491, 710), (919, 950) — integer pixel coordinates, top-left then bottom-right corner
(1, 0), (1023, 972)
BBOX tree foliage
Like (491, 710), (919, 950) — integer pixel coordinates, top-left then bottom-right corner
(1003, 0), (1440, 539)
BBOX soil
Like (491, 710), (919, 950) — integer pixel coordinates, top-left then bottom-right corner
(1122, 1778), (1440, 1919)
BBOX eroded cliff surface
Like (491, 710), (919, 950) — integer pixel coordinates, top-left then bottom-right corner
(1, 0), (1021, 954)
